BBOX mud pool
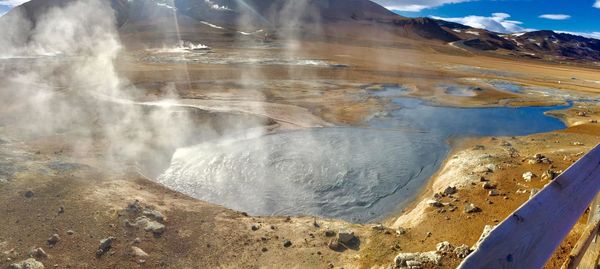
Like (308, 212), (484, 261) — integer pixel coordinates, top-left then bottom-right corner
(157, 95), (570, 223)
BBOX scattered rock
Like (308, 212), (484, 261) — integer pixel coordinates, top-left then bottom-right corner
(251, 224), (260, 231)
(9, 258), (44, 269)
(473, 225), (495, 250)
(464, 204), (481, 213)
(454, 244), (472, 258)
(473, 145), (485, 150)
(126, 200), (142, 213)
(426, 199), (444, 208)
(46, 234), (60, 246)
(577, 111), (587, 117)
(572, 142), (584, 146)
(66, 230), (74, 235)
(96, 237), (115, 257)
(261, 247), (268, 252)
(337, 230), (357, 245)
(482, 182), (496, 190)
(143, 209), (165, 222)
(24, 191), (34, 198)
(488, 190), (499, 197)
(328, 239), (343, 251)
(324, 230), (336, 237)
(371, 224), (385, 231)
(135, 217), (165, 235)
(443, 186), (457, 195)
(282, 240), (292, 248)
(528, 154), (552, 164)
(57, 206), (64, 214)
(529, 188), (540, 199)
(522, 172), (536, 182)
(542, 169), (559, 181)
(395, 251), (441, 268)
(436, 241), (455, 253)
(29, 248), (47, 259)
(396, 227), (407, 235)
(130, 246), (148, 258)
(406, 260), (422, 268)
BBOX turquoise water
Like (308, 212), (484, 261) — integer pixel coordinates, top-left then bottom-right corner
(158, 97), (570, 223)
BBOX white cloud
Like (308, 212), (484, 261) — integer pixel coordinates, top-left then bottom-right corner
(432, 13), (533, 33)
(371, 0), (473, 12)
(539, 14), (571, 20)
(595, 0), (600, 8)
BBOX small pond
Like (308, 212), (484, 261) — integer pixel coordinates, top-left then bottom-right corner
(157, 95), (570, 223)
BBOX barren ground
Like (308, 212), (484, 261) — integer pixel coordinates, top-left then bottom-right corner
(1, 40), (599, 269)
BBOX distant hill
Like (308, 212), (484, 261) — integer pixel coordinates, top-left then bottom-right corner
(438, 21), (600, 61)
(2, 0), (599, 61)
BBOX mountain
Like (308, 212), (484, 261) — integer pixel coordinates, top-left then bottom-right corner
(2, 0), (599, 62)
(2, 0), (461, 47)
(438, 22), (600, 62)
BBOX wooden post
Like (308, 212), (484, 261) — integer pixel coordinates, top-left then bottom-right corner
(458, 144), (600, 269)
(561, 194), (600, 269)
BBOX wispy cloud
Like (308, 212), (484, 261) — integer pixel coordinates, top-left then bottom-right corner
(595, 0), (600, 8)
(432, 13), (532, 33)
(539, 14), (571, 20)
(372, 0), (474, 12)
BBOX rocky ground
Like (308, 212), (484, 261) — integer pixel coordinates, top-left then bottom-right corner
(1, 41), (600, 269)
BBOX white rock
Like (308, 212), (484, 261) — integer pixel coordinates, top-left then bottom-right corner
(522, 172), (536, 182)
(131, 246), (149, 258)
(10, 258), (44, 269)
(395, 251), (441, 267)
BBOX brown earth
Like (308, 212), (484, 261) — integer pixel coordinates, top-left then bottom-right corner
(1, 38), (600, 269)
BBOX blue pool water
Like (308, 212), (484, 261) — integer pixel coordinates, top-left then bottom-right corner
(158, 97), (570, 223)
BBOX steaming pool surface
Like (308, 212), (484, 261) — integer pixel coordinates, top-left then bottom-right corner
(158, 98), (570, 223)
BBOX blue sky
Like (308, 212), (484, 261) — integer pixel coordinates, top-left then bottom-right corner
(373, 0), (600, 38)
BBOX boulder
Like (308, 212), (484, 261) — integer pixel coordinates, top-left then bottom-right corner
(337, 230), (356, 245)
(482, 182), (496, 190)
(96, 237), (115, 257)
(443, 186), (457, 195)
(464, 204), (481, 213)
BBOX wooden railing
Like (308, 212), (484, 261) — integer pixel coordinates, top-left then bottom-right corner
(458, 144), (600, 269)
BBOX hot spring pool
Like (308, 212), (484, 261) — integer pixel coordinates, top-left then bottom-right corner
(157, 98), (570, 223)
